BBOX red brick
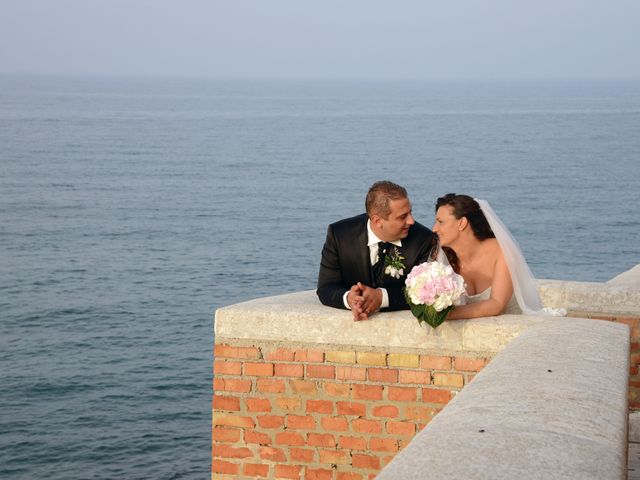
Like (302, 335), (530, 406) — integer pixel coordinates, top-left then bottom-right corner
(352, 384), (383, 400)
(308, 433), (336, 447)
(275, 465), (302, 479)
(211, 459), (239, 474)
(321, 416), (349, 432)
(212, 426), (241, 443)
(370, 438), (399, 452)
(215, 344), (260, 360)
(290, 380), (318, 395)
(368, 368), (398, 383)
(336, 366), (367, 381)
(213, 395), (240, 411)
(259, 446), (286, 462)
(324, 382), (351, 398)
(405, 406), (433, 422)
(307, 399), (333, 414)
(398, 370), (431, 384)
(420, 355), (452, 370)
(244, 362), (274, 377)
(295, 349), (325, 362)
(286, 414), (316, 430)
(337, 401), (366, 416)
(381, 454), (396, 467)
(276, 396), (302, 411)
(276, 431), (305, 446)
(256, 415), (285, 429)
(213, 414), (255, 428)
(372, 405), (399, 418)
(386, 420), (416, 436)
(244, 430), (272, 445)
(291, 447), (315, 462)
(338, 435), (367, 450)
(319, 449), (350, 464)
(422, 388), (453, 404)
(214, 378), (252, 393)
(213, 445), (253, 459)
(245, 397), (272, 412)
(352, 454), (381, 470)
(337, 473), (364, 480)
(307, 364), (335, 379)
(214, 360), (242, 375)
(454, 356), (487, 372)
(352, 418), (382, 434)
(264, 348), (295, 361)
(388, 386), (417, 401)
(244, 463), (269, 477)
(257, 378), (285, 393)
(274, 363), (305, 378)
(306, 468), (334, 480)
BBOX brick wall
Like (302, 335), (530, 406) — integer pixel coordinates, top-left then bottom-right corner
(213, 312), (639, 479)
(212, 343), (489, 479)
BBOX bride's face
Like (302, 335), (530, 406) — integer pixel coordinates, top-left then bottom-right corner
(433, 205), (461, 247)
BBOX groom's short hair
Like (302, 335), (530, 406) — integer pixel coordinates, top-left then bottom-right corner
(366, 181), (408, 219)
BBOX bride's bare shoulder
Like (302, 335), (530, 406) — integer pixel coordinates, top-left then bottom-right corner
(481, 238), (501, 255)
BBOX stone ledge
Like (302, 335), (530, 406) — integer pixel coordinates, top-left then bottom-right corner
(215, 272), (640, 354)
(377, 318), (630, 480)
(539, 278), (640, 316)
(215, 290), (546, 355)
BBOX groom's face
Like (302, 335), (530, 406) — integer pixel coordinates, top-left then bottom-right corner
(375, 197), (415, 242)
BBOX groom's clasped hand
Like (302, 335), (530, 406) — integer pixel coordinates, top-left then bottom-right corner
(348, 282), (383, 321)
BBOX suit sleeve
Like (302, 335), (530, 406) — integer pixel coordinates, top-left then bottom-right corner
(316, 225), (349, 309)
(386, 232), (436, 311)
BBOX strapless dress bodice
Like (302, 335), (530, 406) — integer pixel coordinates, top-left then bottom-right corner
(464, 288), (520, 314)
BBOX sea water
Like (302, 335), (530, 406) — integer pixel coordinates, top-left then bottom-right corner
(1, 75), (639, 478)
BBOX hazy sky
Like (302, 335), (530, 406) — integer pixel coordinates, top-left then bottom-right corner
(1, 0), (639, 80)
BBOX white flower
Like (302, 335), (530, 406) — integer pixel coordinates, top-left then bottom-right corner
(385, 266), (401, 279)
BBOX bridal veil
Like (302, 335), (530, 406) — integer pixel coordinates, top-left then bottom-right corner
(475, 199), (565, 316)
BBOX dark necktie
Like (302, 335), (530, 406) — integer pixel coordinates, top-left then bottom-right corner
(372, 242), (392, 287)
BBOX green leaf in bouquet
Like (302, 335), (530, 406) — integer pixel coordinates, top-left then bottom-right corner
(420, 305), (453, 328)
(404, 288), (454, 328)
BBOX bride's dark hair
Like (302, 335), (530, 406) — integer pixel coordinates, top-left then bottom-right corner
(435, 194), (495, 272)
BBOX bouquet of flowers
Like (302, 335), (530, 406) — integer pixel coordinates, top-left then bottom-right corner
(404, 261), (466, 328)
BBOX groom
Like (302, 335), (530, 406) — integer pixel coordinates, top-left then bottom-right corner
(317, 181), (436, 320)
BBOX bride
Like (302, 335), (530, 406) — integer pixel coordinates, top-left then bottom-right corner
(432, 194), (564, 319)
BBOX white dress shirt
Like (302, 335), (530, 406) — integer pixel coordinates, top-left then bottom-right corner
(343, 220), (403, 310)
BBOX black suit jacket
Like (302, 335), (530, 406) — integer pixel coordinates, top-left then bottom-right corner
(317, 214), (436, 311)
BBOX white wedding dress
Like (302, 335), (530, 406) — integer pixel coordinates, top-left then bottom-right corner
(464, 288), (521, 315)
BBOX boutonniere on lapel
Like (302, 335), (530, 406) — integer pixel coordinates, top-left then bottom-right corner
(384, 247), (406, 279)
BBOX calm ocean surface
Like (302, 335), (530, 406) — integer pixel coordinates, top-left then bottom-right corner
(1, 74), (639, 478)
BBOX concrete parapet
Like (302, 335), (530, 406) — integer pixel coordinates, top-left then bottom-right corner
(377, 319), (630, 480)
(539, 278), (640, 316)
(215, 289), (545, 355)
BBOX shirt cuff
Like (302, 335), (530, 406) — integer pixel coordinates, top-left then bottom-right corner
(343, 291), (350, 309)
(379, 288), (389, 309)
